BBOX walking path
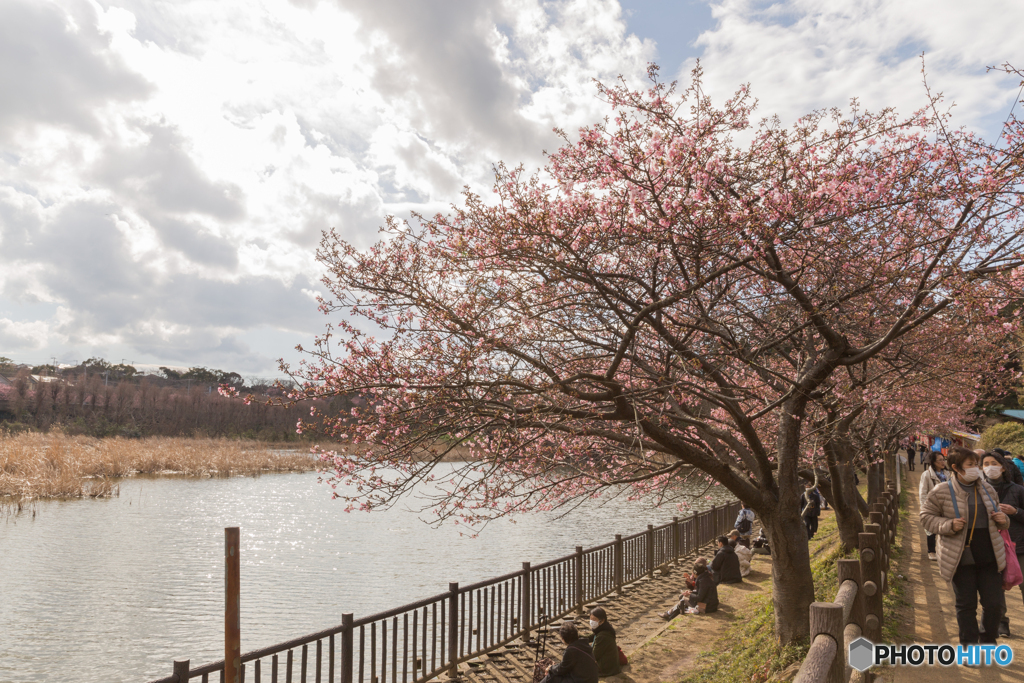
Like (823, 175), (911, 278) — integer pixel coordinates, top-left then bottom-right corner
(893, 469), (1024, 682)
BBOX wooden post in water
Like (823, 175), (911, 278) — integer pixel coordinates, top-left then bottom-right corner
(225, 527), (241, 683)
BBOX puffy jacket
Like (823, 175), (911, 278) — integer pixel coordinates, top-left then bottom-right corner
(918, 467), (947, 508)
(733, 542), (753, 577)
(589, 621), (621, 677)
(920, 476), (1009, 583)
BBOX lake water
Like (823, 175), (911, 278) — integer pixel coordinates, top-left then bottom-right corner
(0, 467), (733, 683)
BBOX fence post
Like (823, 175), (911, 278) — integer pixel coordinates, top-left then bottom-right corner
(575, 546), (584, 614)
(173, 660), (190, 683)
(809, 602), (845, 683)
(837, 559), (864, 630)
(646, 525), (655, 577)
(672, 517), (680, 564)
(341, 613), (353, 683)
(520, 564), (531, 642)
(614, 535), (623, 593)
(859, 529), (883, 641)
(448, 582), (460, 677)
(225, 527), (241, 683)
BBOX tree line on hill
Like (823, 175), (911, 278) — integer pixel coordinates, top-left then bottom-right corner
(0, 356), (362, 439)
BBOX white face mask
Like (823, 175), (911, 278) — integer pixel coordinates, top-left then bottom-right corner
(960, 466), (981, 483)
(984, 465), (1003, 480)
(589, 620), (599, 629)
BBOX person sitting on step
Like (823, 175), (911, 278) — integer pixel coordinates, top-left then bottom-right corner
(660, 558), (719, 619)
(728, 530), (753, 577)
(711, 535), (743, 584)
(539, 622), (599, 683)
(587, 607), (621, 677)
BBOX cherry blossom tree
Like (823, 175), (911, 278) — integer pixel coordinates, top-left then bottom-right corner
(289, 66), (1024, 642)
(806, 308), (1018, 550)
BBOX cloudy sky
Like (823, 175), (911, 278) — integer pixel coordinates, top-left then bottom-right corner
(2, 0), (1023, 375)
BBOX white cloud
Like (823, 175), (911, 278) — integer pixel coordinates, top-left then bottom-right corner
(691, 0), (1024, 135)
(0, 0), (652, 372)
(4, 0), (1018, 373)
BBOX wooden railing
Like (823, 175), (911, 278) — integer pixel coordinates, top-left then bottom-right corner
(795, 473), (900, 683)
(146, 501), (743, 683)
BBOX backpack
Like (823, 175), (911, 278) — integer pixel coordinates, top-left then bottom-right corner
(736, 515), (752, 534)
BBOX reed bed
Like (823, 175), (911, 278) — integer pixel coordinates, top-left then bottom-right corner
(0, 432), (315, 500)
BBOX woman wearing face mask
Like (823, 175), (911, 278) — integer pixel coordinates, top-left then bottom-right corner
(982, 451), (1024, 637)
(919, 451), (949, 561)
(587, 607), (621, 677)
(921, 447), (1010, 645)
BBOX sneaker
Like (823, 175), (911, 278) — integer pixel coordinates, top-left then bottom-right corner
(928, 553), (937, 561)
(999, 624), (1011, 638)
(659, 611), (673, 621)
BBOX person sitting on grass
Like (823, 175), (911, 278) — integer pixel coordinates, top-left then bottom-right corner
(728, 530), (753, 577)
(711, 535), (743, 584)
(587, 607), (621, 677)
(660, 558), (719, 619)
(540, 622), (599, 683)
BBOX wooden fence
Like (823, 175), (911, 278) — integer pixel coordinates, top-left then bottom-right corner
(146, 501), (743, 683)
(794, 473), (901, 683)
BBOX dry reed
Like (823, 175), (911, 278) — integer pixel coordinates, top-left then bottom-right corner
(0, 432), (315, 500)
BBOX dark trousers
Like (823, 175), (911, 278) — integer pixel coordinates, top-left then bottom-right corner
(803, 515), (818, 539)
(951, 561), (1003, 644)
(926, 533), (936, 554)
(907, 458), (915, 471)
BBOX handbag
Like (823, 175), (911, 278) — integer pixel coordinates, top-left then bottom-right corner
(975, 482), (1024, 588)
(1000, 531), (1023, 589)
(617, 646), (628, 666)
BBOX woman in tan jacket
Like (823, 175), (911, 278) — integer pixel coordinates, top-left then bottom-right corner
(921, 447), (1010, 644)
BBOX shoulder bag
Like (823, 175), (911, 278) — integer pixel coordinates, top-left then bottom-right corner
(979, 483), (1024, 590)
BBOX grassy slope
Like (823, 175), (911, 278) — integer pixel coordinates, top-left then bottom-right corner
(680, 493), (907, 683)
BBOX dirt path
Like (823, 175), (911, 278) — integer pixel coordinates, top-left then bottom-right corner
(892, 470), (1024, 682)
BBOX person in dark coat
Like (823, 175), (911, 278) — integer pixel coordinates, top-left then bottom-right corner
(587, 607), (621, 677)
(906, 444), (916, 472)
(983, 451), (1024, 637)
(799, 482), (822, 539)
(993, 449), (1024, 486)
(711, 535), (743, 584)
(659, 559), (719, 618)
(541, 622), (598, 683)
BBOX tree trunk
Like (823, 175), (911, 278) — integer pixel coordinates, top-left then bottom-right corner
(762, 506), (816, 643)
(826, 460), (863, 552)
